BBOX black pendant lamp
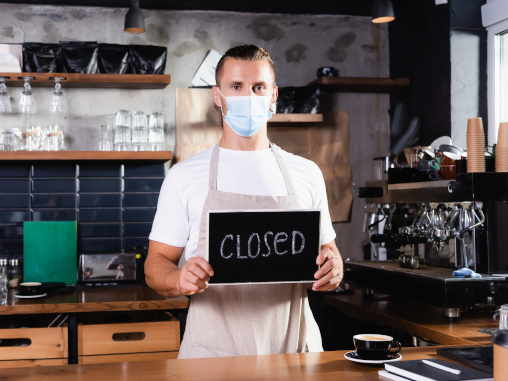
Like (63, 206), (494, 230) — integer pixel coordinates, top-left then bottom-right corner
(124, 0), (145, 34)
(372, 0), (395, 24)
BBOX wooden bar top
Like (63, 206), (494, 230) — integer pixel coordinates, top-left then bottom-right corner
(1, 285), (189, 315)
(324, 286), (497, 346)
(0, 346), (475, 380)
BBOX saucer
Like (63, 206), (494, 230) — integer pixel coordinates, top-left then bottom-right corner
(344, 351), (402, 364)
(14, 293), (47, 299)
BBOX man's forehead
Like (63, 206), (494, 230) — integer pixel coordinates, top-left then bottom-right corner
(219, 58), (275, 84)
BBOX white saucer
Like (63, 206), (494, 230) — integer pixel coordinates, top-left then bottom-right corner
(14, 293), (47, 299)
(344, 351), (402, 364)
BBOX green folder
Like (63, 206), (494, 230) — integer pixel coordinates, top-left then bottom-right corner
(23, 221), (78, 285)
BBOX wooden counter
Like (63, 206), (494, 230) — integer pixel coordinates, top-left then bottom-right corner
(324, 286), (497, 346)
(0, 285), (189, 365)
(0, 346), (484, 380)
(2, 285), (188, 315)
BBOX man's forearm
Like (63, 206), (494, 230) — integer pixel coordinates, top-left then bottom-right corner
(144, 251), (183, 298)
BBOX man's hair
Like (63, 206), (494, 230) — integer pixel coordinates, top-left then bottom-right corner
(215, 44), (275, 86)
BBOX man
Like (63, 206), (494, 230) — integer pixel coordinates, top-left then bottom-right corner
(145, 44), (343, 359)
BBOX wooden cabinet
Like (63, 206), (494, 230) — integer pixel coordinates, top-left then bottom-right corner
(77, 311), (180, 364)
(0, 326), (68, 368)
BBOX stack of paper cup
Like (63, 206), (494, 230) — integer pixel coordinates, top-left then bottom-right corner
(466, 117), (486, 173)
(496, 122), (508, 172)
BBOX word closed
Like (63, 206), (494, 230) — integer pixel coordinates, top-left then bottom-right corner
(208, 209), (320, 284)
(220, 230), (305, 259)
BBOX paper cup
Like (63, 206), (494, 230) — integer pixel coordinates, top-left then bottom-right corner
(467, 117), (484, 136)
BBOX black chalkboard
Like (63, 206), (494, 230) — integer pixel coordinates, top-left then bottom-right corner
(207, 209), (321, 284)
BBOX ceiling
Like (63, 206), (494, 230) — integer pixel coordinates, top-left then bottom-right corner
(0, 0), (375, 16)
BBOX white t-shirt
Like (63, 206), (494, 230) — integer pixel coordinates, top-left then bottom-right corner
(149, 145), (336, 260)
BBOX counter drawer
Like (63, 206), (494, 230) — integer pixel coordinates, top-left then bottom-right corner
(0, 326), (68, 364)
(78, 311), (180, 356)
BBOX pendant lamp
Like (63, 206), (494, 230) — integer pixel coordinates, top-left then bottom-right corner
(124, 0), (145, 34)
(372, 0), (395, 24)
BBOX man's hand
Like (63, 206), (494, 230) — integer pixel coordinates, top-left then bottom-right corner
(177, 257), (215, 295)
(312, 241), (343, 292)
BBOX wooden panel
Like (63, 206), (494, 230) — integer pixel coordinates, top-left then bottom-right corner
(0, 73), (171, 89)
(269, 114), (323, 123)
(0, 151), (173, 162)
(78, 351), (179, 364)
(0, 327), (67, 360)
(78, 315), (180, 356)
(0, 358), (67, 368)
(308, 76), (410, 93)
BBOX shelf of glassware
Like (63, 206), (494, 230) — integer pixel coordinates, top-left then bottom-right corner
(0, 73), (171, 89)
(0, 151), (173, 161)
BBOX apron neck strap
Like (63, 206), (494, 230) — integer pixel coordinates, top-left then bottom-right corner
(209, 142), (296, 196)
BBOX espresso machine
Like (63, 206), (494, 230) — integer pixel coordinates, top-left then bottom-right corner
(348, 170), (508, 320)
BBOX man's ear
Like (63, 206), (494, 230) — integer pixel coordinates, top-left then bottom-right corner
(212, 86), (222, 108)
(270, 86), (278, 108)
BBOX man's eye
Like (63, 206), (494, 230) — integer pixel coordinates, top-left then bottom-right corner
(232, 85), (240, 90)
(254, 86), (265, 91)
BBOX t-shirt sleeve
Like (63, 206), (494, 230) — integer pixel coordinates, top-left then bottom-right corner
(149, 169), (189, 248)
(312, 164), (337, 246)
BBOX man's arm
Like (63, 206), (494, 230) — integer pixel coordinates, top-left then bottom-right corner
(312, 240), (344, 292)
(145, 240), (214, 298)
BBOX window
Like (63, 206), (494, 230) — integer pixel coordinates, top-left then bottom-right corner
(484, 1), (508, 144)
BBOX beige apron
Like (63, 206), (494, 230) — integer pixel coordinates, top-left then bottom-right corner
(178, 143), (323, 359)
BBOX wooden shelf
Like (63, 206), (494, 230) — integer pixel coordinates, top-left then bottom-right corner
(269, 113), (323, 123)
(0, 151), (173, 161)
(0, 72), (171, 89)
(308, 76), (409, 93)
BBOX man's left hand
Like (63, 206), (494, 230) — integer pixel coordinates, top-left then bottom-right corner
(312, 241), (343, 292)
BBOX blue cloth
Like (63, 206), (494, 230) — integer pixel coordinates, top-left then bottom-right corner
(453, 267), (482, 278)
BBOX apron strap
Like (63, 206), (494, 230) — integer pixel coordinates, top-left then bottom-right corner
(209, 143), (221, 190)
(270, 143), (296, 196)
(209, 142), (296, 196)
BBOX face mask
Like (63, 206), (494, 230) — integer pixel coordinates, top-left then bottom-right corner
(218, 89), (273, 137)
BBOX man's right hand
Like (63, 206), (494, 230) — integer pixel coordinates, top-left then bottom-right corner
(177, 257), (214, 295)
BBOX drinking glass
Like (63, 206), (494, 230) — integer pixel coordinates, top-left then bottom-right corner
(0, 266), (7, 305)
(45, 125), (64, 151)
(98, 124), (113, 151)
(494, 304), (508, 330)
(4, 128), (21, 151)
(51, 77), (67, 113)
(18, 77), (36, 114)
(0, 130), (5, 151)
(131, 111), (148, 151)
(23, 125), (42, 151)
(148, 112), (165, 151)
(0, 77), (11, 113)
(114, 110), (131, 151)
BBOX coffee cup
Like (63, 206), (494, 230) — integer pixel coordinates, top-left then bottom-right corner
(353, 334), (401, 360)
(18, 282), (42, 296)
(493, 329), (508, 380)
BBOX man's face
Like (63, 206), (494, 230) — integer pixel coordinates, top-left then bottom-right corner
(213, 58), (278, 113)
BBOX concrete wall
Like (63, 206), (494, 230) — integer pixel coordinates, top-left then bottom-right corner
(0, 3), (390, 260)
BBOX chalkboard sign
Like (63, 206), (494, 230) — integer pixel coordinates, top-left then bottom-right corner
(207, 209), (321, 284)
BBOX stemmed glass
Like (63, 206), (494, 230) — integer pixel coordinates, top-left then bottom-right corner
(51, 77), (67, 113)
(0, 77), (11, 113)
(18, 77), (36, 114)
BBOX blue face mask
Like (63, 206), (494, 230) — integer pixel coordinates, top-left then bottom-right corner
(218, 89), (273, 137)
